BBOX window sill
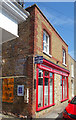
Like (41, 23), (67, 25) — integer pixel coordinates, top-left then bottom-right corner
(36, 103), (55, 112)
(61, 98), (68, 103)
(43, 51), (52, 58)
(62, 63), (67, 67)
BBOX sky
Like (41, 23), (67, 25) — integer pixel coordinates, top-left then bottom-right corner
(24, 2), (74, 59)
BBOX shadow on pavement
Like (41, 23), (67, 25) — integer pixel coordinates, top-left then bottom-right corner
(55, 112), (63, 120)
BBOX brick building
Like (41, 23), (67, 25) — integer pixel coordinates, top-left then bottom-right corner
(2, 4), (70, 118)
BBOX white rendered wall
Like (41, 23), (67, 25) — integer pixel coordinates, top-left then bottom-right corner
(0, 9), (18, 37)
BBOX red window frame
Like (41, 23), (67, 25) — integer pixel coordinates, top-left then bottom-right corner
(61, 76), (69, 102)
(36, 68), (55, 111)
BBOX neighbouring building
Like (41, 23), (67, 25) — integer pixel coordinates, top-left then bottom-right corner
(74, 61), (76, 95)
(0, 0), (29, 114)
(2, 4), (70, 118)
(68, 54), (75, 100)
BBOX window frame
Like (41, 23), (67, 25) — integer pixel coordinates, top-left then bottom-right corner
(43, 30), (49, 54)
(61, 76), (68, 102)
(62, 49), (66, 65)
(36, 68), (55, 111)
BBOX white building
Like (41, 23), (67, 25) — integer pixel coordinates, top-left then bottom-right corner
(0, 0), (29, 43)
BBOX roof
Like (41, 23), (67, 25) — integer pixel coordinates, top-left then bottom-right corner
(26, 4), (68, 47)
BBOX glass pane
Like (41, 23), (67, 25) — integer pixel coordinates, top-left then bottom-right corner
(45, 46), (47, 52)
(46, 45), (49, 53)
(63, 78), (67, 99)
(50, 78), (53, 104)
(60, 76), (62, 80)
(44, 45), (46, 52)
(38, 69), (43, 77)
(46, 35), (48, 43)
(38, 69), (43, 108)
(50, 73), (53, 78)
(63, 76), (65, 79)
(43, 32), (46, 42)
(43, 42), (44, 51)
(63, 50), (65, 64)
(46, 46), (48, 53)
(44, 78), (48, 106)
(45, 71), (49, 76)
(60, 79), (62, 100)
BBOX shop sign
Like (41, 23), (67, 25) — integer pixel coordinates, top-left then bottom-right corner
(34, 56), (43, 64)
(17, 85), (24, 96)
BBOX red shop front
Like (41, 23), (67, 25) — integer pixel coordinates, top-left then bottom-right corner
(36, 58), (70, 111)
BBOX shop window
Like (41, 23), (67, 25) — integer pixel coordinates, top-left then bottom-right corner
(44, 78), (48, 106)
(50, 78), (53, 104)
(60, 76), (62, 100)
(37, 69), (54, 111)
(61, 76), (68, 102)
(2, 78), (14, 103)
(45, 71), (49, 76)
(38, 69), (43, 108)
(43, 31), (49, 54)
(63, 49), (66, 64)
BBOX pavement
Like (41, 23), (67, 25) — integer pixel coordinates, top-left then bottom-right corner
(0, 102), (68, 119)
(40, 102), (68, 119)
(0, 113), (20, 120)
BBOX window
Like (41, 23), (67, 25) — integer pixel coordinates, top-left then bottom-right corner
(60, 76), (68, 102)
(71, 63), (74, 77)
(38, 69), (43, 108)
(2, 78), (14, 103)
(63, 49), (66, 64)
(43, 31), (49, 54)
(37, 69), (54, 111)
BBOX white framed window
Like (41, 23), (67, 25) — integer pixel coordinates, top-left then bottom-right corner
(43, 31), (49, 54)
(71, 63), (74, 77)
(63, 49), (66, 64)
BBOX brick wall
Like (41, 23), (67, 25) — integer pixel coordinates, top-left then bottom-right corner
(2, 6), (35, 117)
(32, 5), (69, 70)
(2, 4), (69, 118)
(26, 5), (69, 117)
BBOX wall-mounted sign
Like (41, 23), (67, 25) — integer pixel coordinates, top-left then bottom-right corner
(2, 78), (14, 103)
(17, 85), (24, 96)
(34, 56), (43, 64)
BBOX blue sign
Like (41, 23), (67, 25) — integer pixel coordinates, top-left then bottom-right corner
(17, 85), (24, 96)
(34, 56), (43, 64)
